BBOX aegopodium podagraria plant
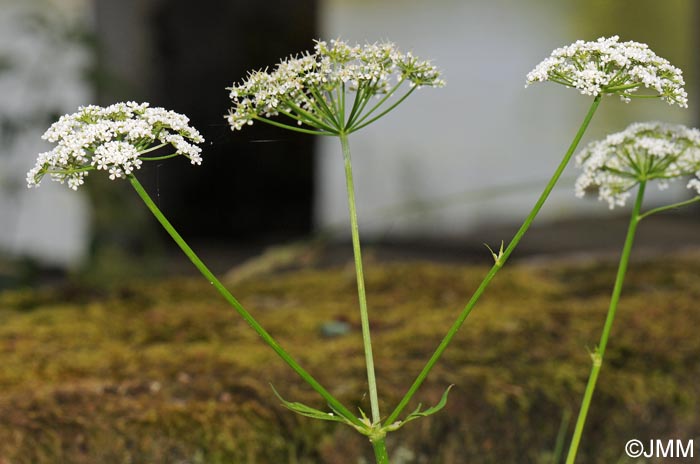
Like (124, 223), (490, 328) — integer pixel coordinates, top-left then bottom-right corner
(26, 36), (690, 463)
(565, 122), (700, 463)
(227, 39), (446, 462)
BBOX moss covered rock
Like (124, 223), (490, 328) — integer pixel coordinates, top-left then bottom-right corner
(0, 250), (699, 463)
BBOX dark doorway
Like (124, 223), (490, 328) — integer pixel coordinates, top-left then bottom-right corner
(95, 0), (317, 243)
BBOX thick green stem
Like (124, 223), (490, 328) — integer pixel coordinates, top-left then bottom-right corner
(565, 181), (646, 464)
(339, 134), (382, 425)
(372, 437), (390, 464)
(128, 175), (362, 428)
(385, 95), (602, 426)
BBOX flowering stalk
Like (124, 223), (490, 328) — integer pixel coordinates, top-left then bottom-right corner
(127, 174), (362, 428)
(385, 94), (602, 425)
(341, 134), (381, 425)
(565, 122), (700, 462)
(27, 102), (363, 431)
(227, 39), (446, 462)
(565, 181), (645, 463)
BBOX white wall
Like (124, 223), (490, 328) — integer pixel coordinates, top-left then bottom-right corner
(316, 0), (695, 239)
(0, 0), (91, 266)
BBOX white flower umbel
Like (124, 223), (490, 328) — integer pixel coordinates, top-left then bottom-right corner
(526, 36), (688, 107)
(566, 121), (700, 464)
(226, 39), (444, 135)
(575, 122), (700, 208)
(27, 102), (205, 190)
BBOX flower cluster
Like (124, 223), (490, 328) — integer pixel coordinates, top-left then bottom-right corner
(526, 36), (688, 107)
(28, 102), (204, 190)
(226, 39), (444, 134)
(575, 122), (700, 208)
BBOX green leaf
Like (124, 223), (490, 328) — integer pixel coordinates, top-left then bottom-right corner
(483, 241), (504, 264)
(270, 385), (347, 423)
(405, 384), (453, 421)
(385, 385), (454, 432)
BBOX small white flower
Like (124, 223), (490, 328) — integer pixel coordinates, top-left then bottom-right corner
(226, 39), (444, 134)
(688, 178), (700, 194)
(526, 36), (688, 107)
(27, 102), (204, 190)
(575, 122), (700, 208)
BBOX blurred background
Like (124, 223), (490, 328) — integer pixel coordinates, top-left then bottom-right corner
(1, 2), (699, 462)
(0, 0), (698, 284)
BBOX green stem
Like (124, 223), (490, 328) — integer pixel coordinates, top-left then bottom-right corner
(308, 87), (342, 128)
(347, 79), (405, 130)
(255, 116), (335, 136)
(565, 181), (646, 464)
(277, 102), (338, 133)
(372, 437), (390, 464)
(136, 142), (168, 156)
(638, 195), (700, 220)
(339, 134), (381, 425)
(339, 82), (347, 128)
(350, 86), (416, 133)
(46, 166), (95, 175)
(345, 83), (369, 128)
(552, 409), (572, 464)
(624, 94), (662, 100)
(140, 153), (179, 161)
(604, 82), (642, 92)
(385, 94), (602, 426)
(127, 175), (362, 428)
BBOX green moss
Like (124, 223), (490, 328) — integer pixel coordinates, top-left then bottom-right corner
(1, 251), (699, 463)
